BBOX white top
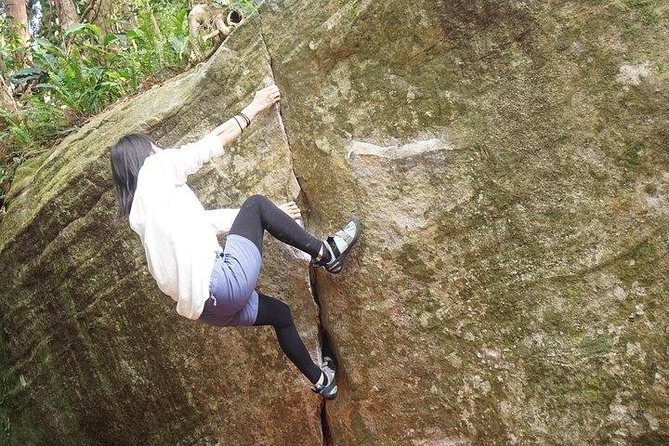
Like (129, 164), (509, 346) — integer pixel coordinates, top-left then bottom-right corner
(129, 134), (239, 320)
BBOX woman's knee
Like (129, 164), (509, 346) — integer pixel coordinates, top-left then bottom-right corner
(257, 293), (293, 327)
(243, 194), (269, 209)
(274, 300), (293, 326)
(279, 302), (293, 325)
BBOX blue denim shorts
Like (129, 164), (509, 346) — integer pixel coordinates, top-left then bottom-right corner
(198, 234), (263, 327)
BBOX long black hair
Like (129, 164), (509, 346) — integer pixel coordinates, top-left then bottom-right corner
(110, 134), (155, 217)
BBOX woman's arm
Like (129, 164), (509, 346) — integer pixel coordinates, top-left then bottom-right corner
(161, 84), (282, 184)
(206, 84), (282, 149)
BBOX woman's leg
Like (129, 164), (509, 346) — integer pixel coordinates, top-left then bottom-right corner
(229, 195), (326, 258)
(253, 292), (322, 384)
(201, 194), (329, 329)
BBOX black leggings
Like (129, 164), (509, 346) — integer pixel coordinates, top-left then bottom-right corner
(229, 194), (323, 257)
(253, 293), (322, 384)
(229, 195), (323, 384)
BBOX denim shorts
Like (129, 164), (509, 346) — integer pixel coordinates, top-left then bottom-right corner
(198, 234), (263, 327)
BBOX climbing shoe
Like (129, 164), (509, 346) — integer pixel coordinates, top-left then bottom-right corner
(312, 218), (362, 274)
(311, 356), (338, 400)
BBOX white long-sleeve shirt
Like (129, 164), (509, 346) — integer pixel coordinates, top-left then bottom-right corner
(129, 134), (239, 319)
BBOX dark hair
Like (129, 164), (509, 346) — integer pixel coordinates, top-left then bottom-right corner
(110, 134), (155, 217)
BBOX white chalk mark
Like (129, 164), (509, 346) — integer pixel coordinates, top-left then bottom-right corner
(346, 138), (452, 160)
(617, 62), (651, 86)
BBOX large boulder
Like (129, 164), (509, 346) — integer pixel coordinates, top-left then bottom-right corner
(260, 1), (669, 443)
(1, 0), (668, 445)
(0, 13), (323, 446)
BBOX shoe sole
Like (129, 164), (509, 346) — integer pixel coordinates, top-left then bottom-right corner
(321, 356), (338, 400)
(322, 384), (338, 400)
(327, 218), (362, 274)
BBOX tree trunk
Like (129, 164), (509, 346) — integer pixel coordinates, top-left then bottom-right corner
(53, 0), (79, 28)
(5, 0), (29, 47)
(83, 0), (135, 32)
(0, 76), (18, 114)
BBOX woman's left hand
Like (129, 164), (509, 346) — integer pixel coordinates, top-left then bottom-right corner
(278, 201), (302, 220)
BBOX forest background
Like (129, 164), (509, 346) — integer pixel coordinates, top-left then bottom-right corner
(0, 0), (256, 216)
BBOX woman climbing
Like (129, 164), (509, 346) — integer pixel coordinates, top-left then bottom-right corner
(109, 84), (361, 400)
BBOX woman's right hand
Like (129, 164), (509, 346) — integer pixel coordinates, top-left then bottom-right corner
(245, 84), (281, 119)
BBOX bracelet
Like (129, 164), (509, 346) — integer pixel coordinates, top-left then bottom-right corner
(237, 115), (251, 128)
(233, 115), (244, 133)
(238, 111), (251, 127)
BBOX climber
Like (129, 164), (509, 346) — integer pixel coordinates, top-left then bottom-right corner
(109, 84), (361, 400)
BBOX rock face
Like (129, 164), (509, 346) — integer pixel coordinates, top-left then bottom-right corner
(0, 14), (322, 446)
(1, 0), (668, 445)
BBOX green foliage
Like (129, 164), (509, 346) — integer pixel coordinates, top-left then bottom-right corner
(27, 3), (193, 116)
(230, 0), (261, 15)
(0, 1), (199, 210)
(0, 0), (262, 210)
(0, 98), (67, 207)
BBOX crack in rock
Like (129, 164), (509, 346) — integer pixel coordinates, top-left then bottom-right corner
(257, 9), (335, 445)
(309, 268), (336, 446)
(319, 397), (333, 446)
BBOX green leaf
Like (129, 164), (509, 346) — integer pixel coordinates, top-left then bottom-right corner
(63, 23), (103, 40)
(105, 71), (126, 81)
(168, 36), (186, 55)
(125, 28), (146, 40)
(63, 23), (87, 37)
(36, 82), (62, 91)
(33, 37), (53, 48)
(175, 9), (188, 26)
(9, 67), (44, 82)
(104, 33), (121, 46)
(86, 24), (104, 39)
